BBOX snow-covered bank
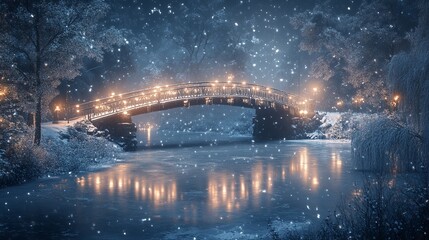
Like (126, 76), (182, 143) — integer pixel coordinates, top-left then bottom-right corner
(41, 120), (122, 174)
(306, 112), (378, 140)
(1, 120), (121, 187)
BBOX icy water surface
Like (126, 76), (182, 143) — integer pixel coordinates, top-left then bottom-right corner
(0, 136), (357, 239)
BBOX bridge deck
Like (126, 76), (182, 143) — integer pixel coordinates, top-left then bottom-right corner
(74, 81), (312, 120)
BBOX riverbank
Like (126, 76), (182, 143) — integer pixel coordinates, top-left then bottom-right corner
(0, 120), (121, 188)
(306, 112), (377, 139)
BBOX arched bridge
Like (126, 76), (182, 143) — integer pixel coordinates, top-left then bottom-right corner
(74, 81), (314, 150)
(76, 81), (312, 120)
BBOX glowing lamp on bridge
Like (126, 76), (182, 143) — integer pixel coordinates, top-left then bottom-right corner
(241, 81), (246, 85)
(394, 95), (400, 102)
(227, 74), (234, 81)
(299, 110), (308, 115)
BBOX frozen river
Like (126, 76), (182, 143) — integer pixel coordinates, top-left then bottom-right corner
(0, 134), (357, 239)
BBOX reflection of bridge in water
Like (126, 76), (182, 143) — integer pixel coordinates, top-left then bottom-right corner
(74, 81), (314, 150)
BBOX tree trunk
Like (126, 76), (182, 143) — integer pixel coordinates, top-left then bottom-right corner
(34, 95), (42, 145)
(34, 14), (42, 146)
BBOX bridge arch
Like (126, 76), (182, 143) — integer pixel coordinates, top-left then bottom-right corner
(76, 81), (312, 120)
(74, 82), (314, 149)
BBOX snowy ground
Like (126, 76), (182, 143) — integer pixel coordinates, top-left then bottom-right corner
(41, 118), (84, 139)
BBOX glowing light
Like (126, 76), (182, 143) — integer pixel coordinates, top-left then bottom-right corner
(312, 177), (319, 186)
(0, 86), (5, 96)
(241, 81), (246, 85)
(394, 95), (399, 101)
(313, 87), (318, 92)
(336, 101), (343, 106)
(299, 110), (308, 115)
(55, 106), (60, 111)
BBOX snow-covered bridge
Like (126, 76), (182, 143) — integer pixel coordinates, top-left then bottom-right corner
(73, 81), (314, 150)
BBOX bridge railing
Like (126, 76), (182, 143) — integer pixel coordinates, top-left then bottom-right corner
(74, 81), (311, 120)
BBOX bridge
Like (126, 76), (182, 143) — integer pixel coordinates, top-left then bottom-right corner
(73, 81), (314, 150)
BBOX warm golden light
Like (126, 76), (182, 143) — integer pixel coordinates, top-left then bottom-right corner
(312, 177), (319, 186)
(299, 110), (308, 115)
(394, 95), (399, 101)
(55, 105), (60, 111)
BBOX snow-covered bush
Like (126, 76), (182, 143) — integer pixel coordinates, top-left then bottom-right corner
(317, 173), (428, 240)
(1, 120), (121, 188)
(0, 115), (47, 187)
(0, 134), (49, 187)
(351, 116), (422, 172)
(42, 124), (120, 175)
(326, 112), (376, 139)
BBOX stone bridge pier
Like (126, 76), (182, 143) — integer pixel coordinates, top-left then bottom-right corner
(253, 106), (294, 140)
(91, 114), (138, 151)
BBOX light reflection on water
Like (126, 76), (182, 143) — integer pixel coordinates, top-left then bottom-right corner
(76, 145), (344, 219)
(0, 140), (352, 239)
(77, 165), (177, 209)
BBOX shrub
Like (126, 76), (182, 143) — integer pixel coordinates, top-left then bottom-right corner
(351, 116), (423, 173)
